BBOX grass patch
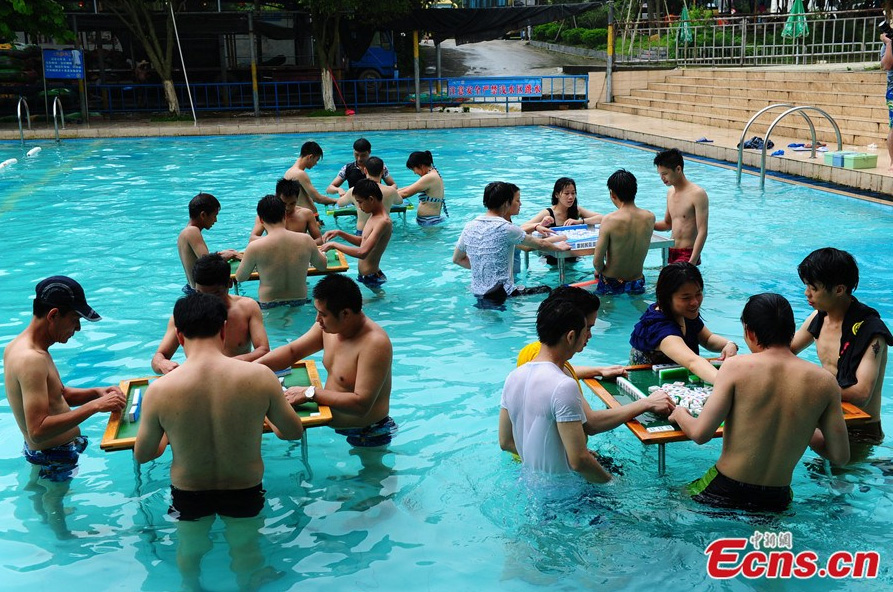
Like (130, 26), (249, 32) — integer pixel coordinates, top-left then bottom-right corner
(149, 112), (195, 122)
(307, 109), (348, 117)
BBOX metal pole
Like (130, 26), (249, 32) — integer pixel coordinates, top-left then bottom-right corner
(413, 30), (420, 113)
(248, 13), (260, 118)
(169, 1), (197, 126)
(606, 3), (614, 103)
(435, 41), (442, 94)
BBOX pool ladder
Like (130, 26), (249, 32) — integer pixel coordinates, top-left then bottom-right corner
(16, 96), (66, 145)
(16, 96), (30, 146)
(52, 96), (65, 143)
(736, 104), (842, 189)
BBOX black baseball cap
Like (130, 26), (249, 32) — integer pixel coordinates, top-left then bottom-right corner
(35, 276), (101, 321)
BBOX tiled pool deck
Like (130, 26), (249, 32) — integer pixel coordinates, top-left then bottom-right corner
(3, 106), (891, 202)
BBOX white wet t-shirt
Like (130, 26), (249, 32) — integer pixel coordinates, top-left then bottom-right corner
(501, 362), (585, 474)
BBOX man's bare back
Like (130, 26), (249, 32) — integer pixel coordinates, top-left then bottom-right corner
(714, 350), (845, 485)
(178, 225), (206, 288)
(236, 229), (326, 303)
(593, 205), (655, 281)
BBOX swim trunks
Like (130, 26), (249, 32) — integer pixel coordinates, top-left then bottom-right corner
(848, 421), (884, 445)
(688, 466), (792, 512)
(182, 284), (197, 295)
(668, 247), (700, 265)
(417, 215), (446, 227)
(335, 416), (398, 447)
(169, 483), (266, 521)
(595, 274), (646, 296)
(23, 435), (88, 482)
(357, 270), (387, 289)
(258, 299), (310, 310)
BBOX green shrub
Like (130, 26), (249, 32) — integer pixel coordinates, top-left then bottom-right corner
(560, 27), (587, 46)
(533, 22), (560, 42)
(581, 28), (608, 49)
(578, 6), (610, 29)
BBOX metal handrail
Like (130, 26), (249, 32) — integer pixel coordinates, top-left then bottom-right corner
(736, 104), (816, 184)
(52, 97), (65, 143)
(17, 96), (31, 146)
(759, 107), (843, 189)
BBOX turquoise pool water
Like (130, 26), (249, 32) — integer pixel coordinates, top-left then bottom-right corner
(0, 127), (891, 591)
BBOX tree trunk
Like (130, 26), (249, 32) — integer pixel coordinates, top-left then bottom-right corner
(321, 67), (336, 112)
(163, 79), (180, 114)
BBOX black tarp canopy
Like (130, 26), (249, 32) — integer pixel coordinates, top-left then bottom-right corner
(383, 3), (603, 46)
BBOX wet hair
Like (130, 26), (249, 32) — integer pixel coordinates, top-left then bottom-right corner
(606, 169), (637, 203)
(550, 177), (580, 221)
(188, 193), (220, 220)
(353, 138), (372, 153)
(173, 292), (227, 339)
(192, 253), (230, 287)
(257, 194), (286, 224)
(797, 247), (859, 294)
(539, 285), (601, 316)
(364, 156), (384, 177)
(740, 293), (795, 347)
(300, 141), (323, 158)
(537, 300), (586, 347)
(313, 274), (362, 315)
(656, 262), (704, 317)
(353, 178), (383, 201)
(275, 178), (301, 198)
(482, 181), (516, 211)
(406, 150), (434, 169)
(653, 148), (685, 171)
(33, 300), (72, 318)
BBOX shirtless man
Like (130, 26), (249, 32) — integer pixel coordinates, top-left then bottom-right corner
(178, 192), (239, 292)
(337, 156), (403, 235)
(592, 169), (655, 296)
(791, 248), (892, 454)
(671, 293), (849, 512)
(135, 292), (303, 591)
(152, 254), (269, 374)
(326, 137), (396, 196)
(257, 274), (396, 447)
(4, 276), (125, 536)
(235, 195), (328, 310)
(249, 178), (321, 244)
(323, 179), (393, 291)
(653, 148), (708, 265)
(284, 141), (337, 219)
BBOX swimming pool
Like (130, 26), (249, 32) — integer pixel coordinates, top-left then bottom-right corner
(0, 126), (891, 591)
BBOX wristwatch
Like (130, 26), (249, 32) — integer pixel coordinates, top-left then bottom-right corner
(304, 386), (316, 400)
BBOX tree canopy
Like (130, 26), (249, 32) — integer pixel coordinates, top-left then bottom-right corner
(0, 0), (72, 43)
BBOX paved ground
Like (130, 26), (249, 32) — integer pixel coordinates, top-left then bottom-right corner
(418, 38), (602, 77)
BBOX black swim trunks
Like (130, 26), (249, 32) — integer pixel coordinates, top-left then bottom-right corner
(169, 483), (266, 521)
(335, 416), (397, 447)
(688, 466), (792, 512)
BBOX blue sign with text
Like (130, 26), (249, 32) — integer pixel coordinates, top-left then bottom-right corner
(447, 77), (542, 98)
(43, 49), (84, 80)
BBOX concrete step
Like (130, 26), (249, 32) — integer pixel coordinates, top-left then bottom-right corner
(675, 68), (883, 84)
(622, 89), (886, 120)
(595, 101), (881, 146)
(654, 78), (884, 94)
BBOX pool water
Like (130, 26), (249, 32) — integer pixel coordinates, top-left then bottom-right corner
(0, 127), (891, 591)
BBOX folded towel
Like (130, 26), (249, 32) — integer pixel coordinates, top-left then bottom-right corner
(771, 149), (785, 156)
(787, 143), (804, 148)
(695, 137), (713, 143)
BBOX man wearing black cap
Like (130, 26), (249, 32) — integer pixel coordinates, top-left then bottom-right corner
(3, 276), (126, 485)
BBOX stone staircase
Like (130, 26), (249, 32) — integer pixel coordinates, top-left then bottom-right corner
(595, 68), (887, 148)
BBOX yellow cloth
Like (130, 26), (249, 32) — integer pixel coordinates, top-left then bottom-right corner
(516, 341), (582, 392)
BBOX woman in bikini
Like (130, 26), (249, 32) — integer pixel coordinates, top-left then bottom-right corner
(629, 262), (738, 384)
(522, 177), (603, 233)
(398, 151), (445, 227)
